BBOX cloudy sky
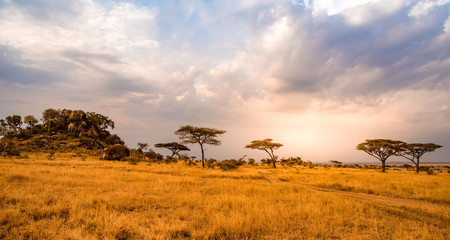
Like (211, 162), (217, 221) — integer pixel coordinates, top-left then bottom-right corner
(0, 0), (449, 163)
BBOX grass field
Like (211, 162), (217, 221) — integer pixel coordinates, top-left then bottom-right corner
(0, 154), (449, 239)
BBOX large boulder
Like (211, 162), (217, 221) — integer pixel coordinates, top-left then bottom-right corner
(103, 144), (130, 161)
(68, 123), (76, 133)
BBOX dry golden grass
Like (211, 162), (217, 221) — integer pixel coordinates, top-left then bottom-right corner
(0, 154), (449, 239)
(272, 166), (450, 204)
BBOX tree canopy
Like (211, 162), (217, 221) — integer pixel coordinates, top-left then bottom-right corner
(42, 108), (61, 132)
(155, 142), (190, 157)
(5, 115), (22, 132)
(245, 139), (283, 168)
(24, 115), (39, 129)
(86, 112), (115, 131)
(397, 143), (442, 173)
(356, 139), (405, 172)
(175, 125), (226, 167)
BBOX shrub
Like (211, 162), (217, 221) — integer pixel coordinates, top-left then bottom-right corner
(185, 160), (197, 166)
(216, 159), (243, 171)
(0, 141), (20, 157)
(420, 166), (436, 175)
(402, 164), (414, 170)
(103, 144), (130, 161)
(144, 151), (163, 162)
(206, 158), (217, 168)
(280, 157), (303, 167)
(163, 155), (178, 164)
(78, 136), (95, 149)
(105, 134), (124, 146)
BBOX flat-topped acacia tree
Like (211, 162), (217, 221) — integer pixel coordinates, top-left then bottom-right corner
(245, 139), (283, 168)
(356, 139), (405, 172)
(175, 125), (226, 168)
(398, 143), (442, 173)
(155, 142), (190, 157)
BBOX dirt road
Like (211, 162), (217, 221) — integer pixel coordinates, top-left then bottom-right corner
(258, 170), (450, 210)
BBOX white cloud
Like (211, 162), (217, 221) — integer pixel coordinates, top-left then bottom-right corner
(0, 0), (449, 162)
(0, 0), (159, 62)
(310, 0), (386, 16)
(409, 0), (450, 18)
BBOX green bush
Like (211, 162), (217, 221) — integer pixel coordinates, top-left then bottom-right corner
(144, 151), (163, 162)
(163, 155), (177, 164)
(185, 160), (197, 166)
(217, 159), (242, 171)
(103, 144), (130, 161)
(206, 158), (217, 168)
(0, 141), (21, 157)
(280, 157), (303, 167)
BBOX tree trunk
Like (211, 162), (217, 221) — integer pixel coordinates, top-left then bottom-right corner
(381, 160), (386, 172)
(200, 144), (205, 168)
(272, 158), (276, 168)
(416, 159), (420, 173)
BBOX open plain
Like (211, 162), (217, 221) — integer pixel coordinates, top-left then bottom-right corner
(0, 154), (449, 239)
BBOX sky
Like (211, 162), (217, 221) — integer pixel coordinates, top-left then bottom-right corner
(0, 0), (449, 163)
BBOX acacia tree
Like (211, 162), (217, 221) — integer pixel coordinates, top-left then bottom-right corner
(397, 143), (442, 173)
(42, 108), (61, 132)
(356, 139), (405, 172)
(330, 160), (342, 166)
(155, 142), (190, 157)
(245, 139), (283, 168)
(137, 142), (149, 152)
(174, 125), (226, 167)
(24, 115), (39, 129)
(5, 115), (22, 132)
(86, 112), (115, 130)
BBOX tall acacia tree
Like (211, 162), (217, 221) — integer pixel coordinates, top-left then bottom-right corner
(245, 139), (283, 168)
(398, 143), (442, 173)
(175, 125), (226, 167)
(356, 139), (405, 172)
(155, 142), (190, 157)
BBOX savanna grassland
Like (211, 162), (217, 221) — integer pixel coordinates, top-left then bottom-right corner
(1, 154), (449, 240)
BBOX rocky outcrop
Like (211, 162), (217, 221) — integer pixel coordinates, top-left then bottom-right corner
(66, 110), (99, 137)
(68, 110), (86, 122)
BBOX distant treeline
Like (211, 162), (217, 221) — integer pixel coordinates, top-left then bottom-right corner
(0, 109), (444, 173)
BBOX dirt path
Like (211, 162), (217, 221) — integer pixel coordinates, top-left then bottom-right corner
(258, 170), (450, 210)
